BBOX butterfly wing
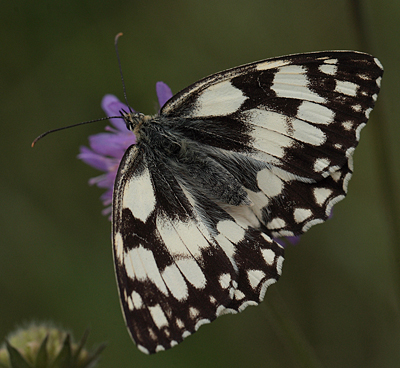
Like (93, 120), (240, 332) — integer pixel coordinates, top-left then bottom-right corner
(112, 144), (284, 354)
(160, 51), (383, 237)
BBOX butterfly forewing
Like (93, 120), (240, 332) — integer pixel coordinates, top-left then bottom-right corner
(159, 51), (382, 237)
(112, 51), (383, 353)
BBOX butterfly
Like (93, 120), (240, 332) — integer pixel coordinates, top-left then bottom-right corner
(91, 51), (383, 354)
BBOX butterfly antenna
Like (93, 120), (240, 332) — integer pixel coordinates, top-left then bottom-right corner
(114, 33), (132, 112)
(31, 116), (123, 147)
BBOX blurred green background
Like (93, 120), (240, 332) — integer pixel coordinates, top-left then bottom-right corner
(1, 0), (400, 367)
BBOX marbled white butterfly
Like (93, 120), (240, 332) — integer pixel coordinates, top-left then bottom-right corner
(113, 51), (382, 354)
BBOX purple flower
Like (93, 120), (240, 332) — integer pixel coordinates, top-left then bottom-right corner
(78, 82), (173, 216)
(78, 81), (300, 246)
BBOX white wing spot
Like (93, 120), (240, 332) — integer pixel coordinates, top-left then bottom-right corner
(342, 121), (353, 131)
(250, 125), (291, 158)
(343, 173), (352, 192)
(114, 232), (124, 263)
(325, 58), (338, 65)
(122, 166), (155, 223)
(127, 296), (134, 311)
(271, 66), (325, 103)
(189, 307), (200, 318)
(272, 230), (294, 238)
(242, 109), (326, 146)
(346, 147), (355, 170)
(216, 305), (227, 316)
(176, 318), (184, 329)
(374, 57), (383, 70)
(219, 273), (232, 288)
(335, 80), (358, 97)
(148, 304), (169, 329)
(313, 187), (333, 206)
(176, 258), (207, 289)
(261, 249), (275, 266)
(302, 218), (324, 232)
(293, 208), (313, 223)
(155, 345), (165, 353)
(188, 80), (247, 117)
(276, 256), (284, 276)
(157, 215), (211, 261)
(376, 76), (382, 88)
(314, 158), (331, 173)
(267, 217), (286, 230)
(162, 264), (189, 301)
(319, 64), (337, 75)
(238, 300), (258, 312)
(356, 123), (366, 141)
(217, 220), (246, 243)
(247, 269), (266, 290)
(291, 118), (326, 145)
(128, 290), (144, 310)
(137, 345), (150, 355)
(352, 104), (362, 112)
(259, 278), (277, 301)
(257, 168), (284, 198)
(234, 289), (246, 300)
(358, 73), (369, 80)
(124, 246), (169, 295)
(236, 189), (268, 226)
(330, 169), (342, 182)
(297, 101), (334, 125)
(195, 319), (211, 331)
(256, 59), (291, 70)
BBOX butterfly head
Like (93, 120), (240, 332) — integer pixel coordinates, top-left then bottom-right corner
(120, 110), (152, 138)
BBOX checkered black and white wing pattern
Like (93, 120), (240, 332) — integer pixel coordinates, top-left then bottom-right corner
(112, 51), (382, 354)
(113, 144), (284, 354)
(161, 51), (383, 237)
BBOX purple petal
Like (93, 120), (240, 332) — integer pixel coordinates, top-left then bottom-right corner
(101, 94), (131, 131)
(88, 132), (135, 158)
(78, 146), (112, 172)
(273, 235), (301, 247)
(89, 171), (116, 189)
(100, 189), (113, 205)
(286, 236), (301, 245)
(156, 82), (173, 109)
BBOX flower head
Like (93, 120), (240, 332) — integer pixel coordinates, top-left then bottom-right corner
(78, 82), (173, 216)
(0, 322), (105, 368)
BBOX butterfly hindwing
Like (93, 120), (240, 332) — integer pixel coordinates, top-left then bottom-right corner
(112, 51), (382, 353)
(113, 144), (284, 354)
